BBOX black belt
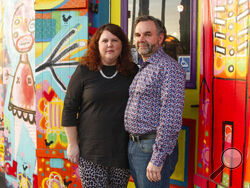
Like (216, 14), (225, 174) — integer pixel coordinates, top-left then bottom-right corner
(129, 132), (156, 142)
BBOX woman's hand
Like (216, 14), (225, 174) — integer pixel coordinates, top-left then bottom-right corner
(64, 126), (79, 163)
(67, 143), (80, 164)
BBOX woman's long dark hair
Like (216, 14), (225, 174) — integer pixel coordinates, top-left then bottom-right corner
(80, 24), (135, 76)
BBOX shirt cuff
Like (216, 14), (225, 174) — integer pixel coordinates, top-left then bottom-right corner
(150, 150), (167, 167)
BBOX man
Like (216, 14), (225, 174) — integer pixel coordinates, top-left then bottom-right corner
(125, 15), (185, 188)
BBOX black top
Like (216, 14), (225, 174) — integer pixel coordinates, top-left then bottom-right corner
(62, 64), (137, 169)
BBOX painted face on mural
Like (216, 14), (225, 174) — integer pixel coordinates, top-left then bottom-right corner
(12, 3), (35, 53)
(9, 1), (36, 120)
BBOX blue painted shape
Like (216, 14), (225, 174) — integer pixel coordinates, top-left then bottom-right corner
(16, 122), (36, 186)
(199, 162), (202, 168)
(35, 19), (56, 42)
(64, 150), (68, 159)
(50, 158), (64, 169)
(93, 0), (109, 27)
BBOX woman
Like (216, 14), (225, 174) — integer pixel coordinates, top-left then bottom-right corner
(62, 24), (137, 188)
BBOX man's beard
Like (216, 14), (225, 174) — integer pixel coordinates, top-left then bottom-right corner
(136, 42), (158, 57)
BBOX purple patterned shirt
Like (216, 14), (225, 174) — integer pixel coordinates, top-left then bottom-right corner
(124, 48), (185, 167)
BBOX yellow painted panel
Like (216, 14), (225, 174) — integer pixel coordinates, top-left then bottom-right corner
(127, 181), (135, 188)
(171, 129), (186, 181)
(110, 0), (121, 26)
(183, 88), (200, 120)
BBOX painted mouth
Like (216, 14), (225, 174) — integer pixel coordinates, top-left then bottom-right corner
(16, 35), (34, 52)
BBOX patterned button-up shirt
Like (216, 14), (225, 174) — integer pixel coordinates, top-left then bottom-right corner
(124, 48), (185, 167)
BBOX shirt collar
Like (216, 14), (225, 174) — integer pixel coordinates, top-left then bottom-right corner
(138, 47), (165, 67)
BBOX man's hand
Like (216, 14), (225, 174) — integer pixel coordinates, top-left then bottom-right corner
(67, 143), (80, 164)
(146, 162), (163, 182)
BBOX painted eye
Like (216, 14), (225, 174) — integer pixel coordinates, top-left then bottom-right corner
(13, 17), (22, 28)
(28, 20), (35, 33)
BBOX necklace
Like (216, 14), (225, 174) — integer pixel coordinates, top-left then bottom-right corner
(99, 69), (118, 79)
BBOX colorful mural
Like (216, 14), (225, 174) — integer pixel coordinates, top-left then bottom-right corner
(2, 0), (37, 186)
(194, 0), (249, 187)
(34, 1), (88, 186)
(1, 0), (110, 187)
(0, 0), (5, 174)
(0, 0), (231, 187)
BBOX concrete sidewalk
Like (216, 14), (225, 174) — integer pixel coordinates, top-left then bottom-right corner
(0, 173), (7, 188)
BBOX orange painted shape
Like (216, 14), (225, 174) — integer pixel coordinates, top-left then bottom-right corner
(35, 12), (52, 19)
(37, 157), (82, 188)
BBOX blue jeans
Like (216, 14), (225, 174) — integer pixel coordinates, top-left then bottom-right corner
(128, 139), (178, 188)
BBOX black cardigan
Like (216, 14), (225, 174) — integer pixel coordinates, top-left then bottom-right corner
(62, 64), (136, 169)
